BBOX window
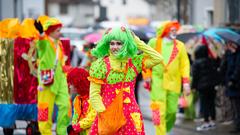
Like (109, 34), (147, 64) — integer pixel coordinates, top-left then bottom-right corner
(123, 0), (126, 5)
(207, 10), (213, 26)
(60, 3), (68, 14)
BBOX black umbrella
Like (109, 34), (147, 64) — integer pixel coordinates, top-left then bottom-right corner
(177, 32), (200, 43)
(216, 31), (240, 46)
(132, 29), (149, 43)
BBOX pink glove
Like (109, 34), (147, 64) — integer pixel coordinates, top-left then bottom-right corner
(72, 123), (82, 133)
(152, 110), (160, 125)
(179, 95), (188, 108)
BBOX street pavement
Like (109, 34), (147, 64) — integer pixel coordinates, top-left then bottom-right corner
(0, 80), (236, 135)
(138, 80), (236, 135)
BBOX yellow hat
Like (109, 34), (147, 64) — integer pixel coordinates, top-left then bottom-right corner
(43, 17), (62, 32)
(37, 15), (50, 25)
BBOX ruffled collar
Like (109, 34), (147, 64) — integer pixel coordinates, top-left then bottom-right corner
(109, 52), (128, 63)
(108, 53), (128, 72)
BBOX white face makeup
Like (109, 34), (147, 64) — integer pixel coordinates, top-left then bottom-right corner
(168, 27), (177, 39)
(109, 40), (123, 55)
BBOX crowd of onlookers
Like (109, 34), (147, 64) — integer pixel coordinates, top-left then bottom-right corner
(187, 34), (240, 133)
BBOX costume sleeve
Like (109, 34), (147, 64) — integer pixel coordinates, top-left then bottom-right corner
(134, 36), (163, 73)
(179, 41), (190, 84)
(88, 59), (106, 112)
(89, 82), (106, 112)
(141, 38), (157, 80)
(88, 58), (106, 83)
(132, 55), (144, 73)
(78, 101), (97, 129)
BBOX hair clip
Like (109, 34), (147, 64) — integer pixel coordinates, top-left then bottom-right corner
(105, 28), (112, 34)
(121, 26), (126, 32)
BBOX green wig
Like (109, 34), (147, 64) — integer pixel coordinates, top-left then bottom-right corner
(91, 26), (137, 59)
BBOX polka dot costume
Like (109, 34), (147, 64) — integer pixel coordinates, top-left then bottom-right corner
(89, 55), (145, 135)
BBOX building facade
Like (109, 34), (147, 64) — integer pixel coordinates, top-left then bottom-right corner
(47, 0), (95, 27)
(0, 0), (44, 20)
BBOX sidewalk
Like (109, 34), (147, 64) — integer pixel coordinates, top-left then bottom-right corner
(173, 119), (234, 135)
(143, 118), (234, 135)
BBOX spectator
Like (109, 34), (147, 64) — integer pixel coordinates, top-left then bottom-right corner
(192, 45), (219, 131)
(224, 41), (240, 134)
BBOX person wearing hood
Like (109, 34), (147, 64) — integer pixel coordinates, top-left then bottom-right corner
(143, 21), (190, 135)
(34, 17), (71, 135)
(191, 45), (219, 131)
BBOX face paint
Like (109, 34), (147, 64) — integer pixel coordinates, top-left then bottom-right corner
(168, 27), (177, 40)
(169, 33), (177, 39)
(109, 40), (123, 55)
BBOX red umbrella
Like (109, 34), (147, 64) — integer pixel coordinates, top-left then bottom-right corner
(83, 33), (102, 43)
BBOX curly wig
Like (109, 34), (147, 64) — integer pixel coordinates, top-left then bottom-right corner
(91, 26), (137, 59)
(67, 68), (90, 97)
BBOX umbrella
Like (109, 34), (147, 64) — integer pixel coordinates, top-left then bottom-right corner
(83, 33), (102, 43)
(203, 28), (235, 43)
(177, 25), (198, 34)
(216, 31), (240, 46)
(177, 32), (200, 43)
(132, 29), (149, 43)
